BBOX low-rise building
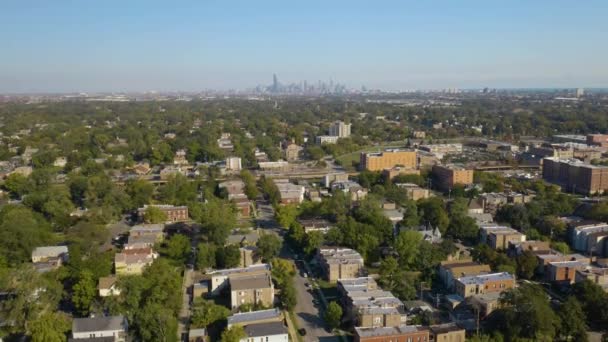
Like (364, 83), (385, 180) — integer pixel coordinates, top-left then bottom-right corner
(429, 323), (465, 342)
(274, 180), (305, 205)
(188, 328), (207, 342)
(316, 135), (339, 144)
(479, 225), (526, 250)
(258, 160), (290, 171)
(114, 248), (157, 275)
(229, 273), (275, 310)
(71, 315), (128, 341)
(240, 322), (288, 342)
(454, 272), (515, 298)
(575, 267), (608, 291)
(297, 218), (334, 234)
(208, 264), (271, 295)
(129, 223), (165, 241)
(31, 246), (69, 264)
(468, 292), (502, 317)
(395, 183), (430, 200)
(354, 325), (429, 342)
(98, 276), (121, 297)
(323, 172), (349, 187)
(439, 259), (492, 291)
(227, 308), (283, 328)
(360, 149), (417, 171)
(137, 204), (189, 223)
(318, 247), (365, 282)
(225, 157), (242, 171)
(331, 180), (368, 201)
(547, 260), (589, 284)
(382, 167), (420, 180)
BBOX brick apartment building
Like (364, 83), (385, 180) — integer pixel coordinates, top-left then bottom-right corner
(431, 164), (474, 191)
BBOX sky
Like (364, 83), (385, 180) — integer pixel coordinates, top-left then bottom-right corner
(1, 0), (607, 93)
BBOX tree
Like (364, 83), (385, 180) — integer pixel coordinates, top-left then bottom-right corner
(126, 179), (154, 209)
(275, 204), (298, 229)
(516, 251), (539, 280)
(0, 205), (53, 265)
(324, 301), (343, 330)
(279, 282), (297, 310)
(394, 230), (422, 268)
(447, 214), (479, 243)
(28, 312), (71, 342)
(216, 245), (241, 268)
(164, 234), (191, 262)
(72, 270), (96, 316)
(193, 199), (237, 245)
(196, 243), (217, 270)
(136, 302), (179, 342)
(572, 280), (608, 328)
(144, 206), (168, 224)
(490, 283), (559, 341)
(418, 197), (449, 234)
(221, 325), (246, 342)
(304, 231), (324, 255)
(256, 234), (282, 262)
(3, 173), (31, 198)
(190, 299), (230, 328)
(240, 170), (259, 200)
(557, 297), (588, 342)
(551, 241), (571, 255)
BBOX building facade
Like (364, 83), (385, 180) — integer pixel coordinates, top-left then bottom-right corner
(360, 150), (417, 171)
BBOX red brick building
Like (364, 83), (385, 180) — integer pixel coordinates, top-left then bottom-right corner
(354, 325), (429, 342)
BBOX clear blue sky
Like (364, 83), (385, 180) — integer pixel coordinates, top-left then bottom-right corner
(1, 0), (607, 92)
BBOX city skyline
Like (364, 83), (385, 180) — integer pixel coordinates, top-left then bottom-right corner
(1, 1), (608, 93)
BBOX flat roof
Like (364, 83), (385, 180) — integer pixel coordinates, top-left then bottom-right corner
(227, 308), (282, 326)
(229, 274), (272, 290)
(457, 272), (514, 285)
(355, 325), (427, 338)
(243, 322), (287, 338)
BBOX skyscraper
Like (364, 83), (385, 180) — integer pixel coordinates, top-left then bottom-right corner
(272, 74), (278, 93)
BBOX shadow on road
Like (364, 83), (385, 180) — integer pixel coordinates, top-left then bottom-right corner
(297, 312), (326, 329)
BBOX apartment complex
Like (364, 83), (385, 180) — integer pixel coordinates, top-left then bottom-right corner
(479, 225), (526, 250)
(360, 149), (417, 171)
(431, 164), (474, 191)
(273, 179), (305, 205)
(318, 247), (365, 282)
(207, 264), (271, 295)
(569, 221), (608, 256)
(229, 273), (275, 309)
(542, 157), (608, 195)
(438, 259), (492, 290)
(454, 272), (515, 298)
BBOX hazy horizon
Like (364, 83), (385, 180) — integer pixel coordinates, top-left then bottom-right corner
(1, 0), (607, 93)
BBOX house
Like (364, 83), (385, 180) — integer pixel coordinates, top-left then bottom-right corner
(229, 273), (275, 309)
(137, 204), (189, 223)
(297, 218), (334, 234)
(318, 247), (365, 282)
(240, 322), (288, 342)
(98, 276), (121, 297)
(225, 157), (242, 171)
(129, 223), (165, 241)
(238, 246), (259, 268)
(32, 246), (69, 263)
(227, 308), (283, 328)
(53, 156), (67, 168)
(454, 272), (515, 298)
(429, 323), (465, 342)
(174, 149), (188, 165)
(395, 183), (430, 201)
(71, 315), (128, 341)
(132, 162), (151, 175)
(114, 248), (157, 275)
(331, 181), (368, 201)
(31, 246), (69, 271)
(125, 234), (157, 250)
(467, 199), (484, 215)
(354, 325), (429, 342)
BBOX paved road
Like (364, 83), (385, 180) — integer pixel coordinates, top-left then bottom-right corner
(292, 262), (340, 342)
(177, 268), (194, 341)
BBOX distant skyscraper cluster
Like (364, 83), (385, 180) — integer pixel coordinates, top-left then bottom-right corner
(257, 74), (360, 95)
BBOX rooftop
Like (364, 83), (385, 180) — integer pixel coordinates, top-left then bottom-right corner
(32, 246), (68, 258)
(72, 316), (125, 333)
(209, 263), (270, 277)
(227, 308), (282, 326)
(457, 272), (514, 285)
(243, 322), (287, 338)
(229, 274), (272, 290)
(355, 325), (427, 338)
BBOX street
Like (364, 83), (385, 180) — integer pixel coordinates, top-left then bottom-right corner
(256, 202), (341, 342)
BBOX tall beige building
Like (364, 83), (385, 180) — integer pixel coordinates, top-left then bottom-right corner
(360, 149), (417, 171)
(329, 120), (351, 138)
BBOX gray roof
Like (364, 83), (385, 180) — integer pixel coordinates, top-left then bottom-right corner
(32, 246), (68, 259)
(229, 274), (272, 290)
(189, 328), (206, 337)
(72, 316), (125, 333)
(227, 308), (282, 326)
(243, 322), (287, 337)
